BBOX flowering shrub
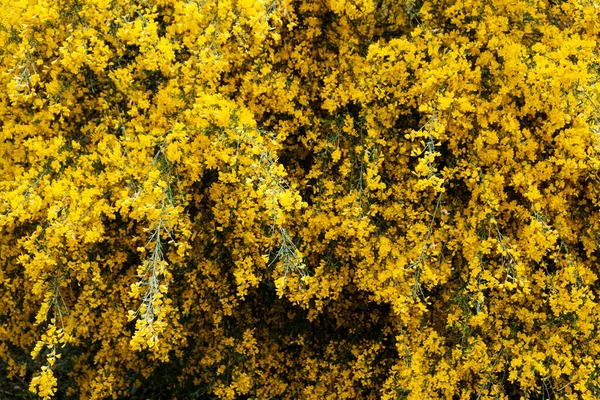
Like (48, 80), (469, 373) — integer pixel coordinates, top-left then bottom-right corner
(1, 0), (600, 398)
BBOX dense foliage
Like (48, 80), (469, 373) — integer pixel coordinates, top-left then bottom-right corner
(2, 0), (600, 398)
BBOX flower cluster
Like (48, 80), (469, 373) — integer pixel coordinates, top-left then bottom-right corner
(1, 0), (600, 399)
